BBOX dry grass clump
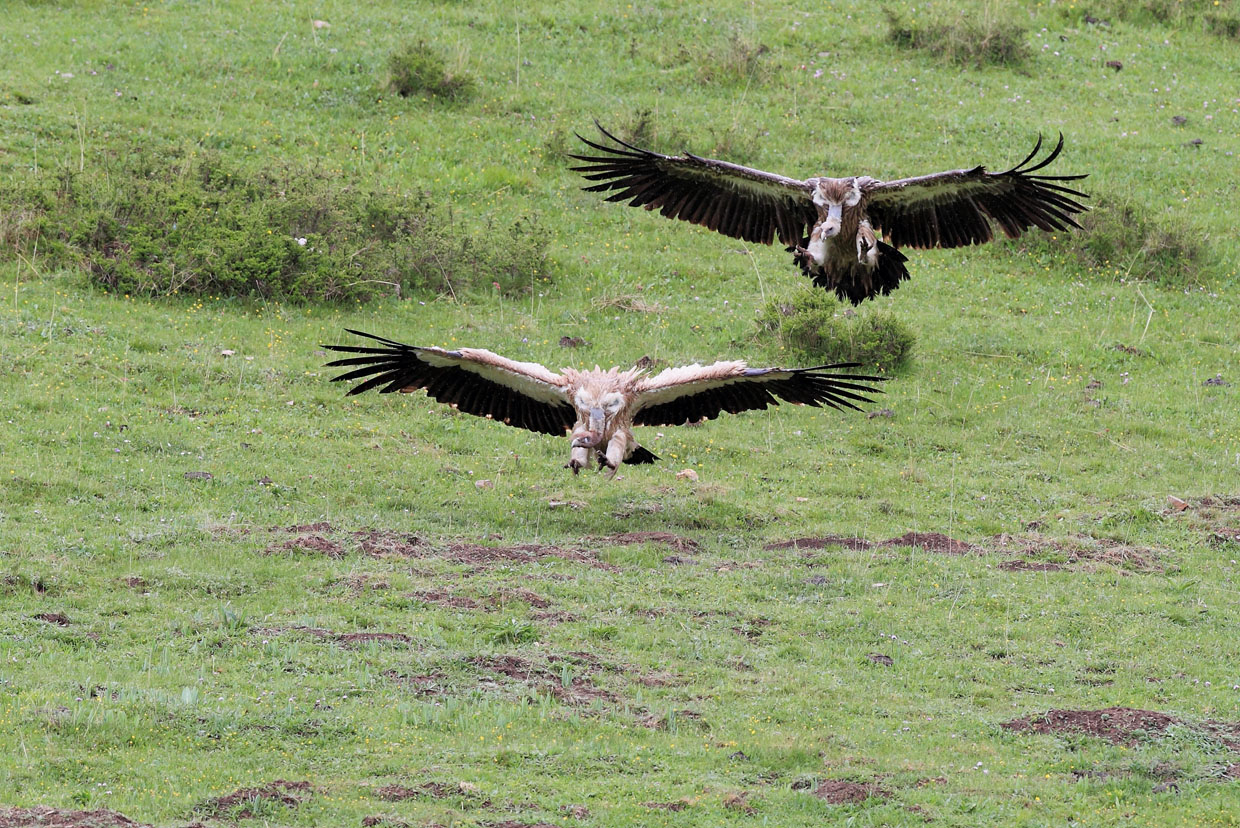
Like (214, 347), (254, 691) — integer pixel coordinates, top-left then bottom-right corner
(885, 8), (1031, 67)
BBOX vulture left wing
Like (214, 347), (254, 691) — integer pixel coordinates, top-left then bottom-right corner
(864, 134), (1089, 249)
(323, 330), (577, 436)
(632, 361), (885, 427)
(570, 123), (817, 247)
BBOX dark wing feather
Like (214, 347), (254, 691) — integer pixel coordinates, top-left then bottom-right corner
(569, 122), (817, 247)
(864, 134), (1089, 250)
(323, 330), (576, 437)
(632, 362), (885, 427)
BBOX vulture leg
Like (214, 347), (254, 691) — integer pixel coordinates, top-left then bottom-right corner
(566, 445), (590, 474)
(601, 432), (629, 478)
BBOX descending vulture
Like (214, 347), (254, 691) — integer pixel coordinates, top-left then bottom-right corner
(324, 329), (884, 477)
(571, 123), (1089, 304)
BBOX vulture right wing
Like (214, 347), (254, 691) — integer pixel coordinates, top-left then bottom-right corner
(323, 330), (577, 436)
(570, 122), (817, 247)
(632, 361), (885, 427)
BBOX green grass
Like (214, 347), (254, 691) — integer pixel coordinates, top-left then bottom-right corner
(1, 1), (1239, 826)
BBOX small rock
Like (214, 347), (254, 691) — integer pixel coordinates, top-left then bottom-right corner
(312, 19), (330, 28)
(559, 336), (587, 348)
(867, 408), (894, 419)
(220, 349), (236, 357)
(675, 469), (699, 482)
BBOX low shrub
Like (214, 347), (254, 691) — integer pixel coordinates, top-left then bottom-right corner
(757, 289), (914, 370)
(3, 148), (550, 301)
(1022, 195), (1212, 287)
(884, 8), (1030, 67)
(385, 41), (475, 101)
(1063, 1), (1239, 39)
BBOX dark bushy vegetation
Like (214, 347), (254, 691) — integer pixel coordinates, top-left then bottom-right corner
(1024, 195), (1212, 287)
(385, 41), (476, 100)
(757, 289), (914, 370)
(1067, 0), (1240, 39)
(3, 149), (549, 301)
(885, 9), (1031, 67)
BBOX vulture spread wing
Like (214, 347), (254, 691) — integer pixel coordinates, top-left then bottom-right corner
(323, 330), (577, 436)
(632, 362), (885, 427)
(570, 123), (817, 247)
(863, 134), (1089, 249)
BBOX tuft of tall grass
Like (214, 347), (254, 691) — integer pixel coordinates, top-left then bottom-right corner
(385, 41), (476, 101)
(884, 8), (1031, 67)
(757, 289), (914, 370)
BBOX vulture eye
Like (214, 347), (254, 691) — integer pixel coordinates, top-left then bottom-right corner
(602, 393), (624, 413)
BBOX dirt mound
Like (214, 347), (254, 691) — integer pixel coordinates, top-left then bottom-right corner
(253, 626), (410, 647)
(0, 808), (150, 828)
(353, 529), (425, 557)
(991, 533), (1163, 573)
(377, 781), (484, 802)
(264, 534), (345, 557)
(812, 779), (888, 804)
(594, 531), (700, 553)
(1002, 707), (1240, 749)
(197, 780), (311, 818)
(765, 531), (976, 554)
(764, 535), (872, 551)
(470, 654), (615, 706)
(1168, 495), (1240, 547)
(410, 590), (483, 610)
(445, 542), (617, 571)
(882, 531), (978, 554)
(641, 801), (687, 811)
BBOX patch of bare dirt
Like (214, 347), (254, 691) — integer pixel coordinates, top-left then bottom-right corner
(641, 801), (688, 811)
(382, 671), (447, 697)
(196, 780), (311, 818)
(353, 529), (425, 557)
(991, 533), (1164, 573)
(0, 807), (150, 828)
(882, 531), (978, 554)
(253, 625), (410, 647)
(496, 588), (552, 608)
(361, 817), (412, 828)
(812, 779), (889, 804)
(264, 534), (345, 558)
(1002, 707), (1240, 749)
(1167, 495), (1240, 548)
(764, 535), (873, 551)
(593, 531), (700, 554)
(410, 589), (484, 610)
(722, 791), (755, 814)
(279, 522), (336, 533)
(531, 609), (578, 625)
(34, 612), (71, 626)
(444, 542), (618, 572)
(122, 576), (147, 589)
(376, 780), (485, 803)
(470, 654), (615, 706)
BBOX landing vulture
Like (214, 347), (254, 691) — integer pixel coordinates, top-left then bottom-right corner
(324, 329), (884, 476)
(571, 123), (1089, 304)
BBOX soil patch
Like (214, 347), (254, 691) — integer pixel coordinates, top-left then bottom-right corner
(353, 529), (425, 557)
(882, 531), (978, 554)
(382, 671), (447, 697)
(1002, 707), (1240, 749)
(264, 534), (345, 557)
(531, 609), (578, 624)
(641, 801), (688, 811)
(34, 612), (71, 626)
(812, 779), (889, 804)
(410, 589), (484, 610)
(482, 822), (559, 828)
(0, 808), (150, 828)
(764, 535), (873, 551)
(197, 780), (311, 818)
(445, 542), (617, 571)
(253, 625), (411, 647)
(1169, 495), (1240, 548)
(991, 533), (1164, 573)
(376, 781), (482, 802)
(593, 531), (700, 553)
(470, 654), (615, 706)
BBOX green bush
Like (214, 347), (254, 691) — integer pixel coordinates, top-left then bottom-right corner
(5, 148), (550, 301)
(1022, 194), (1212, 287)
(1059, 0), (1240, 39)
(757, 289), (914, 370)
(385, 41), (476, 101)
(885, 8), (1030, 67)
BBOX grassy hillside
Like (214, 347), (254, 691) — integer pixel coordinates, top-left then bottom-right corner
(1, 1), (1239, 826)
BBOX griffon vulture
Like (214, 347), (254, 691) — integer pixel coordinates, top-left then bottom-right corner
(324, 329), (884, 476)
(570, 124), (1089, 304)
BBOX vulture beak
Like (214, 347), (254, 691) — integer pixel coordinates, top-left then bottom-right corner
(820, 202), (843, 238)
(571, 407), (607, 448)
